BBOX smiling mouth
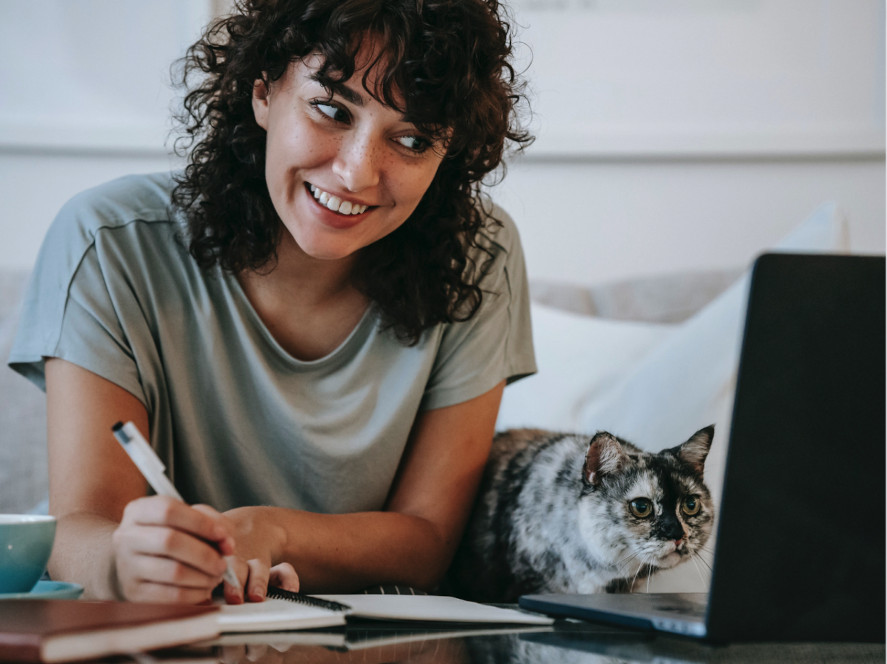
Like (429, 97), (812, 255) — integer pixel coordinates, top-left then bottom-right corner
(308, 184), (370, 216)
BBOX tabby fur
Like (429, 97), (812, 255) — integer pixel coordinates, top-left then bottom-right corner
(446, 426), (715, 603)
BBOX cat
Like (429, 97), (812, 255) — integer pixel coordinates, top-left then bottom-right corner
(445, 426), (715, 603)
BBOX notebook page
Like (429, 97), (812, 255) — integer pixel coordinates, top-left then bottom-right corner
(216, 598), (346, 633)
(311, 594), (554, 625)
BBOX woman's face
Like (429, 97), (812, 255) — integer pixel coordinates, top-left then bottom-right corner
(252, 43), (447, 263)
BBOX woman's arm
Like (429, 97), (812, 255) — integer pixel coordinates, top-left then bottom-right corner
(45, 358), (236, 602)
(48, 355), (503, 600)
(223, 380), (505, 596)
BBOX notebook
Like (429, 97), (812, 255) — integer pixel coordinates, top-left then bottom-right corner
(0, 599), (220, 663)
(519, 253), (886, 643)
(217, 588), (553, 633)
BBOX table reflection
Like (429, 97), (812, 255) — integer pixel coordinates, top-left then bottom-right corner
(163, 622), (884, 664)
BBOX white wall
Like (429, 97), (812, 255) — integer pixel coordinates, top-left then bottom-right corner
(494, 155), (884, 285)
(493, 0), (885, 284)
(1, 0), (884, 285)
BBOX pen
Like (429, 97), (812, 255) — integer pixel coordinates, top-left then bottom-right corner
(111, 420), (242, 593)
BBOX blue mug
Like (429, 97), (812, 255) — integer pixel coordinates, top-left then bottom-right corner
(0, 514), (57, 593)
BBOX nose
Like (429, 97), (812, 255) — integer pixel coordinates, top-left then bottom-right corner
(332, 132), (381, 193)
(656, 512), (686, 542)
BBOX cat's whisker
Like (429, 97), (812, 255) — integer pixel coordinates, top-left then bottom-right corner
(614, 554), (640, 590)
(449, 427), (715, 602)
(691, 550), (714, 574)
(690, 554), (708, 586)
(616, 551), (640, 568)
(615, 551), (642, 576)
(646, 557), (659, 594)
(629, 555), (650, 594)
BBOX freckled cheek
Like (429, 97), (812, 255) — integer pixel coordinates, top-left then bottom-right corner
(393, 166), (441, 210)
(266, 138), (326, 203)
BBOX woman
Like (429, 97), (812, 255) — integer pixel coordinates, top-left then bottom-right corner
(9, 0), (534, 604)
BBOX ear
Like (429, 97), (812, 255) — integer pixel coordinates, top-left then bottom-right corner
(252, 77), (270, 130)
(583, 432), (629, 487)
(676, 425), (714, 477)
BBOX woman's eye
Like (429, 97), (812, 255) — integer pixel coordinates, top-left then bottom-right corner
(629, 498), (653, 518)
(681, 496), (701, 516)
(395, 135), (432, 153)
(312, 101), (349, 123)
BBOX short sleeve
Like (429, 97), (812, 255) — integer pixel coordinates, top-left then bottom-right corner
(7, 177), (168, 405)
(420, 207), (536, 411)
(22, 246), (145, 402)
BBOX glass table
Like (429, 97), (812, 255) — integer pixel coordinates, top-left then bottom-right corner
(150, 617), (885, 664)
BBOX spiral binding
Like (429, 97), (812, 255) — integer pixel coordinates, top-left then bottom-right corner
(266, 586), (352, 613)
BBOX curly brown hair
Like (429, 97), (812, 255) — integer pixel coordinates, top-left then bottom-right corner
(172, 0), (532, 344)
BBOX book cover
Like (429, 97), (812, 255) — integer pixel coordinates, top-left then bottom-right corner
(0, 599), (220, 663)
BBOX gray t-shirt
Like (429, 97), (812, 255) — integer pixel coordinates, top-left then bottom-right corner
(9, 172), (535, 514)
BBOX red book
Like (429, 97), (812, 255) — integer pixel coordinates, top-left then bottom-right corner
(0, 599), (220, 662)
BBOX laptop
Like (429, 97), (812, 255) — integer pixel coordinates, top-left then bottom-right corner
(520, 253), (886, 643)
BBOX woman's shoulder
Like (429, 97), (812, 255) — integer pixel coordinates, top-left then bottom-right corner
(28, 172), (186, 297)
(40, 172), (181, 263)
(58, 172), (178, 231)
(471, 201), (526, 272)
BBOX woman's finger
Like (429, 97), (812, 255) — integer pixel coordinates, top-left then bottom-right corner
(117, 523), (228, 578)
(123, 578), (216, 605)
(244, 558), (271, 603)
(124, 496), (231, 548)
(126, 551), (223, 591)
(222, 556), (249, 605)
(191, 504), (236, 555)
(269, 562), (300, 593)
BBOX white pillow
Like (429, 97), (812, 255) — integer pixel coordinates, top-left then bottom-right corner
(496, 305), (675, 431)
(498, 202), (850, 592)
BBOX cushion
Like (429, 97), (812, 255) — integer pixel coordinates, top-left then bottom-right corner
(497, 202), (850, 592)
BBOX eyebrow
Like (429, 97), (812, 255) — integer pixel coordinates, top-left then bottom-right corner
(311, 75), (365, 107)
(309, 72), (422, 126)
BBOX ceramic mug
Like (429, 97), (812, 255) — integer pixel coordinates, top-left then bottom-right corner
(0, 514), (57, 594)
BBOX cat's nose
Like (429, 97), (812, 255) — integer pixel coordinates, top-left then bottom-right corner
(659, 519), (685, 542)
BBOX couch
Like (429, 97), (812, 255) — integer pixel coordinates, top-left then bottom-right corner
(0, 268), (48, 514)
(0, 202), (849, 591)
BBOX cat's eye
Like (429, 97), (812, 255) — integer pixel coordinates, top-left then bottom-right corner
(681, 496), (701, 516)
(629, 498), (653, 518)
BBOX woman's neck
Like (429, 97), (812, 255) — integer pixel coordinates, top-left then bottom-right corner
(236, 235), (369, 360)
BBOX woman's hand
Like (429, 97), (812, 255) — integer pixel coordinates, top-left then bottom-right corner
(222, 506), (298, 603)
(111, 495), (235, 604)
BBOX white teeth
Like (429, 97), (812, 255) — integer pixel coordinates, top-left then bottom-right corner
(308, 184), (368, 215)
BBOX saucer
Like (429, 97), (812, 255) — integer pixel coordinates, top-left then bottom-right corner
(0, 580), (84, 600)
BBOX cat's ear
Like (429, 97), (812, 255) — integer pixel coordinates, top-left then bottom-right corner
(583, 432), (629, 487)
(676, 425), (714, 477)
